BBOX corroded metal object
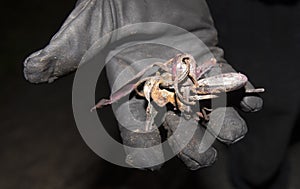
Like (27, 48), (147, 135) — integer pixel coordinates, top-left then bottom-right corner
(91, 54), (264, 131)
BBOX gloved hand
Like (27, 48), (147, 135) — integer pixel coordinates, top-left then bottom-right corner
(163, 62), (263, 170)
(23, 0), (263, 170)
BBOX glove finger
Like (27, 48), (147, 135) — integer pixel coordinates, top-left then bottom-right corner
(164, 111), (217, 170)
(118, 125), (163, 171)
(116, 97), (164, 170)
(240, 95), (263, 112)
(204, 107), (247, 144)
(206, 63), (264, 113)
(23, 50), (57, 83)
(240, 82), (263, 112)
(23, 0), (113, 83)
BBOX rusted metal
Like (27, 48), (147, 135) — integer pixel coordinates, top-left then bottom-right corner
(91, 53), (264, 130)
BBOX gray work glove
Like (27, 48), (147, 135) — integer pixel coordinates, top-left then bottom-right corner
(23, 0), (263, 170)
(164, 62), (263, 170)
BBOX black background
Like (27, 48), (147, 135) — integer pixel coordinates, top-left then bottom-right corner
(1, 0), (299, 188)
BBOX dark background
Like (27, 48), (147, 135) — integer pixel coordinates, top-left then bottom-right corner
(1, 0), (299, 188)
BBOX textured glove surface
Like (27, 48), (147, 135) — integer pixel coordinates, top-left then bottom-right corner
(23, 0), (263, 170)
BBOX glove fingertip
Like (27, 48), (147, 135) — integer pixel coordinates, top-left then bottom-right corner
(206, 107), (247, 144)
(178, 147), (217, 170)
(240, 96), (263, 112)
